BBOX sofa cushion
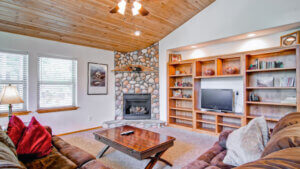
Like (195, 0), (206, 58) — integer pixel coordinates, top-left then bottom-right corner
(52, 136), (70, 149)
(271, 112), (300, 137)
(197, 142), (224, 163)
(17, 117), (52, 159)
(7, 115), (26, 147)
(235, 147), (300, 169)
(261, 124), (300, 157)
(205, 166), (221, 169)
(80, 160), (110, 169)
(0, 142), (25, 169)
(23, 147), (77, 169)
(223, 117), (269, 166)
(182, 160), (209, 169)
(211, 150), (233, 169)
(218, 130), (233, 149)
(52, 136), (94, 167)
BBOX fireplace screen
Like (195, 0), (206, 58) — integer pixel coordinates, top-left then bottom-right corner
(123, 94), (151, 120)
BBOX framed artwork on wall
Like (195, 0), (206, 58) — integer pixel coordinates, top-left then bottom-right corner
(169, 54), (182, 62)
(87, 62), (108, 95)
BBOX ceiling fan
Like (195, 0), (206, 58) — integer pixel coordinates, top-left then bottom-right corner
(110, 0), (149, 16)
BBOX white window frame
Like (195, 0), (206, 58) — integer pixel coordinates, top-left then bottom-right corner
(0, 50), (28, 113)
(37, 56), (77, 110)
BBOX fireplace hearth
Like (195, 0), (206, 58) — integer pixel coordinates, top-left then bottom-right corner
(123, 94), (151, 120)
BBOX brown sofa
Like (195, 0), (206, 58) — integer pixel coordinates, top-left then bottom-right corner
(0, 126), (109, 169)
(183, 112), (300, 169)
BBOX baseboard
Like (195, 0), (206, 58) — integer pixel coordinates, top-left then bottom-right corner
(56, 126), (102, 136)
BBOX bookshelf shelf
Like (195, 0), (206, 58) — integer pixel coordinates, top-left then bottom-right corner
(218, 122), (240, 128)
(195, 110), (243, 118)
(194, 74), (242, 79)
(170, 97), (192, 101)
(246, 67), (296, 73)
(196, 119), (216, 124)
(169, 87), (193, 89)
(169, 62), (193, 66)
(169, 122), (193, 128)
(169, 74), (193, 77)
(169, 115), (193, 121)
(170, 107), (193, 112)
(246, 115), (279, 122)
(246, 87), (296, 90)
(246, 101), (297, 107)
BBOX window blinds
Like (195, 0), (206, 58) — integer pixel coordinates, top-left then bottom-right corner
(38, 57), (77, 109)
(0, 51), (28, 112)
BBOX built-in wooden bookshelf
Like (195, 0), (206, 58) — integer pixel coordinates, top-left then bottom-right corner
(168, 61), (194, 130)
(167, 45), (300, 135)
(244, 46), (299, 128)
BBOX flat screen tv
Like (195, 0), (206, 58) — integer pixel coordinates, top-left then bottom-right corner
(201, 89), (233, 112)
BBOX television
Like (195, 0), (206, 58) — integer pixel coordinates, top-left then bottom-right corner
(201, 89), (233, 112)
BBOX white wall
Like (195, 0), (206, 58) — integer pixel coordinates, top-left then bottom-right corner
(0, 31), (115, 135)
(159, 0), (300, 121)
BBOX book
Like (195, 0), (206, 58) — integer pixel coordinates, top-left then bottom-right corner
(280, 77), (295, 87)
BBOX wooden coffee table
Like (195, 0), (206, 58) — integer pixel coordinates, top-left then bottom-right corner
(93, 125), (175, 169)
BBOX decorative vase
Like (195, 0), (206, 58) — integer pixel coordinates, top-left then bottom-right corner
(204, 69), (215, 76)
(225, 67), (238, 74)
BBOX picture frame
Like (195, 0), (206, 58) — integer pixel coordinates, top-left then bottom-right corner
(256, 77), (274, 87)
(87, 62), (108, 95)
(280, 31), (300, 47)
(169, 54), (182, 62)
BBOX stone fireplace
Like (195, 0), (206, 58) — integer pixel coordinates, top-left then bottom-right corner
(114, 43), (159, 120)
(123, 94), (151, 120)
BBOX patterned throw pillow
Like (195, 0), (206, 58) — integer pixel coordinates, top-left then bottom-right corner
(6, 115), (26, 147)
(0, 128), (17, 156)
(261, 124), (300, 157)
(17, 117), (52, 159)
(223, 117), (269, 166)
(0, 142), (25, 169)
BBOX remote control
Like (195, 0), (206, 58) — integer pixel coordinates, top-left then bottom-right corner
(121, 130), (134, 135)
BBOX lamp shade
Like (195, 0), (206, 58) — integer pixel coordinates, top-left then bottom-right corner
(0, 85), (24, 105)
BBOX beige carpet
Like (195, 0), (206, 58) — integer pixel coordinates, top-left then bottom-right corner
(61, 127), (217, 169)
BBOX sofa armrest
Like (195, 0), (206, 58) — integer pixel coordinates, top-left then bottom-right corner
(44, 126), (52, 136)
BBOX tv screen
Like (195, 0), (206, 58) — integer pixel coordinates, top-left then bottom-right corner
(201, 89), (233, 112)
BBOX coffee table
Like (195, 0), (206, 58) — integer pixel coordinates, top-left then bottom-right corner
(93, 125), (175, 169)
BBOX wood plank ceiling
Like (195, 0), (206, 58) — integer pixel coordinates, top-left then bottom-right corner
(0, 0), (215, 52)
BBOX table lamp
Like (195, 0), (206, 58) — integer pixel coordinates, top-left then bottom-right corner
(0, 84), (24, 121)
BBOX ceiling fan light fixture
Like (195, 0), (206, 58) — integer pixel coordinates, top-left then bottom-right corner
(132, 1), (142, 16)
(117, 0), (126, 15)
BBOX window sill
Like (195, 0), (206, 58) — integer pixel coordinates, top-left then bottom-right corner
(0, 111), (32, 117)
(36, 107), (79, 114)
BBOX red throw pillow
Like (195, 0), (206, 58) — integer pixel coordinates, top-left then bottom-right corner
(17, 117), (52, 158)
(7, 115), (26, 147)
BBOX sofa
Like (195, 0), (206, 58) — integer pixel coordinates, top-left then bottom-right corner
(0, 126), (110, 169)
(183, 112), (300, 169)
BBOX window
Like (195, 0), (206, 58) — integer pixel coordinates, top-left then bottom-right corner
(38, 57), (77, 109)
(0, 51), (28, 112)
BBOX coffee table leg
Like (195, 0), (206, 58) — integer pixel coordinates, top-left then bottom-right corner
(145, 150), (172, 169)
(158, 158), (173, 167)
(96, 145), (110, 158)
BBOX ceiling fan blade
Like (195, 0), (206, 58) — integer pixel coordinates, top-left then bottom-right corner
(110, 6), (119, 13)
(139, 7), (149, 16)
